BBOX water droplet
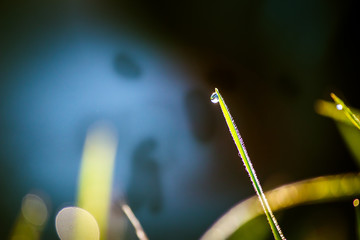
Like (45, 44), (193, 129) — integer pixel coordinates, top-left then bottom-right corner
(210, 92), (219, 103)
(336, 104), (343, 110)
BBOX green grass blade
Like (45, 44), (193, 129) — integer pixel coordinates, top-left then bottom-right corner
(212, 88), (285, 240)
(331, 93), (360, 130)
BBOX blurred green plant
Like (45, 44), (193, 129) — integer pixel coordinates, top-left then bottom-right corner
(201, 172), (360, 239)
(330, 93), (360, 130)
(315, 97), (360, 166)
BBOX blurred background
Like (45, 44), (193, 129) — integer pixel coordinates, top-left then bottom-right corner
(0, 0), (359, 239)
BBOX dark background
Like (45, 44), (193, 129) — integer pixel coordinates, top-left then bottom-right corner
(1, 0), (359, 239)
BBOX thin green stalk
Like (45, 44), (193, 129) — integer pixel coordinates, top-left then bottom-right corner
(211, 88), (285, 240)
(331, 93), (360, 130)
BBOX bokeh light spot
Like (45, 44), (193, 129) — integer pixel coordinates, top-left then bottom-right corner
(55, 207), (100, 240)
(21, 194), (48, 227)
(354, 199), (359, 207)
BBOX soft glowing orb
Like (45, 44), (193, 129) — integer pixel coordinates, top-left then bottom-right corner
(55, 207), (100, 240)
(21, 194), (48, 226)
(354, 198), (359, 207)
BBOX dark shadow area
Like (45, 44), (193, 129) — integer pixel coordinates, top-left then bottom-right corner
(185, 89), (217, 143)
(127, 138), (162, 213)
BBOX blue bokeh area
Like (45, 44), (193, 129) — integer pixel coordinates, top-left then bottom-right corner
(0, 6), (247, 239)
(1, 0), (359, 239)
